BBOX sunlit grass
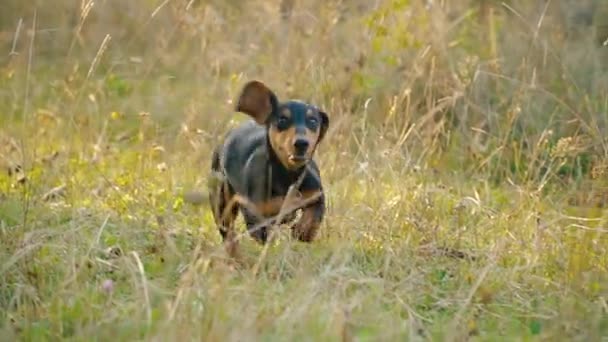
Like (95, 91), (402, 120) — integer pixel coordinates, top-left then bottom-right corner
(1, 0), (608, 340)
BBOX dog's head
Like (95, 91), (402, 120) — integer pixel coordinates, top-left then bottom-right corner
(235, 80), (329, 170)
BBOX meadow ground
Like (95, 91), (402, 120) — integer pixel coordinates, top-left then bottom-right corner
(1, 1), (608, 340)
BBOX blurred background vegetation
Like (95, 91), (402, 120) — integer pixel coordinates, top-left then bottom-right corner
(1, 0), (607, 188)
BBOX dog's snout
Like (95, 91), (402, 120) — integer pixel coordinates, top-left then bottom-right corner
(294, 139), (309, 154)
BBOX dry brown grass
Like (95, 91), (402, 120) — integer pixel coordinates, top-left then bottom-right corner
(1, 0), (608, 340)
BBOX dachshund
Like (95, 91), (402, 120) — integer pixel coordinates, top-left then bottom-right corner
(208, 80), (329, 256)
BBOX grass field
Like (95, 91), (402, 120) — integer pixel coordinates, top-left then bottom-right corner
(1, 0), (608, 340)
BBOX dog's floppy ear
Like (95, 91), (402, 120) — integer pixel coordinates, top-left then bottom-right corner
(235, 80), (277, 125)
(318, 110), (329, 143)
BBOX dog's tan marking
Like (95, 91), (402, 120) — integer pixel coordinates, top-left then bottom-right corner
(250, 189), (322, 217)
(269, 125), (299, 169)
(269, 108), (323, 170)
(304, 128), (321, 158)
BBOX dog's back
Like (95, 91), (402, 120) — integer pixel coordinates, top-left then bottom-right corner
(212, 120), (267, 195)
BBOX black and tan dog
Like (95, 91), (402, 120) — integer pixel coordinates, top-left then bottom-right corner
(209, 80), (329, 255)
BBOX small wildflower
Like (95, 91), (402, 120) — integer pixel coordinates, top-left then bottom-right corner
(101, 279), (114, 294)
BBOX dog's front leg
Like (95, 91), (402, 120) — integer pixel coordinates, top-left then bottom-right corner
(291, 197), (325, 242)
(242, 210), (270, 245)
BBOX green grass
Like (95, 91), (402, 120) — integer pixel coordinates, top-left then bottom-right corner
(1, 0), (608, 340)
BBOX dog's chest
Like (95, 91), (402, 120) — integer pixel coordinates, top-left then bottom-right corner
(245, 166), (302, 218)
(267, 174), (291, 198)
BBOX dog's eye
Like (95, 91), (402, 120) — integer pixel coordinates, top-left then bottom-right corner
(307, 117), (318, 126)
(277, 116), (290, 127)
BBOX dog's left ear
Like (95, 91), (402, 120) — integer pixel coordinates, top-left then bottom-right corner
(235, 80), (278, 125)
(318, 111), (329, 143)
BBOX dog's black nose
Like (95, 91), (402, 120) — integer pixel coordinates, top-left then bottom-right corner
(294, 139), (309, 154)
